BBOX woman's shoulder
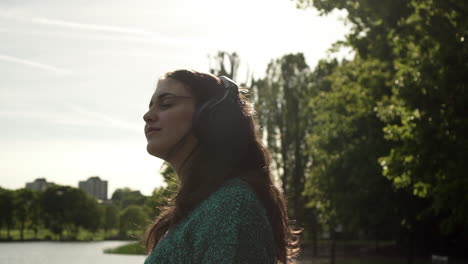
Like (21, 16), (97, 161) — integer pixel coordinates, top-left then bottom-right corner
(189, 176), (272, 237)
(184, 176), (265, 222)
(191, 177), (276, 263)
(203, 177), (261, 211)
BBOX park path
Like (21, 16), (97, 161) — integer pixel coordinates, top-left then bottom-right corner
(296, 258), (328, 264)
(295, 245), (329, 264)
(294, 242), (378, 264)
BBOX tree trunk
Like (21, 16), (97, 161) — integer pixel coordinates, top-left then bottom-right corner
(375, 230), (379, 253)
(312, 223), (318, 257)
(330, 229), (336, 264)
(407, 229), (415, 264)
(20, 221), (25, 240)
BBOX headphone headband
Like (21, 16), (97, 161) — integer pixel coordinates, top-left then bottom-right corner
(218, 75), (239, 94)
(209, 76), (240, 110)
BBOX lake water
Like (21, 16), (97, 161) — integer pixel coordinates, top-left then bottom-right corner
(0, 241), (146, 264)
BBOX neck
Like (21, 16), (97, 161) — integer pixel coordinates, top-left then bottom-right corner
(166, 136), (198, 179)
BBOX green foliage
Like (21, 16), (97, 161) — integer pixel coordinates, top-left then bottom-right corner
(146, 164), (178, 219)
(160, 163), (178, 193)
(0, 188), (14, 238)
(304, 57), (404, 239)
(27, 190), (42, 239)
(373, 0), (468, 233)
(208, 51), (240, 81)
(76, 195), (102, 233)
(102, 204), (119, 233)
(293, 0), (468, 256)
(111, 188), (146, 210)
(41, 185), (103, 239)
(13, 188), (35, 240)
(0, 184), (153, 241)
(0, 227), (121, 241)
(119, 205), (149, 236)
(251, 53), (315, 232)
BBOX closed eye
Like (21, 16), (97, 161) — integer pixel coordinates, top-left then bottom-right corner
(158, 103), (172, 110)
(148, 95), (191, 110)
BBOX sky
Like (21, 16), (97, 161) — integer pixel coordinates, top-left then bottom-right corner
(0, 0), (350, 196)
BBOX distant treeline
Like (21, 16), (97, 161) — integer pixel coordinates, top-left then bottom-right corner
(0, 167), (176, 241)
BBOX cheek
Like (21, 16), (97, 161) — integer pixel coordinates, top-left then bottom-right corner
(146, 106), (195, 158)
(159, 108), (194, 143)
(166, 108), (193, 129)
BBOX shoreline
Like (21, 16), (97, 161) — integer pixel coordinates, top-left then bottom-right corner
(0, 237), (140, 242)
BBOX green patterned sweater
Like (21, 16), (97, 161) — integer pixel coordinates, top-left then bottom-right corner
(144, 177), (276, 264)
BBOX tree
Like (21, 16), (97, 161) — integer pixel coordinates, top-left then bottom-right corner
(208, 51), (240, 81)
(111, 188), (146, 210)
(252, 53), (312, 226)
(295, 0), (468, 261)
(75, 195), (103, 234)
(13, 188), (35, 240)
(374, 0), (468, 235)
(146, 164), (178, 219)
(41, 185), (102, 240)
(40, 186), (64, 239)
(119, 205), (148, 237)
(0, 188), (14, 239)
(102, 204), (119, 236)
(305, 58), (408, 255)
(28, 190), (42, 239)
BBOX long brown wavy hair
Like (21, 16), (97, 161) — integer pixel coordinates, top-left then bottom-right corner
(143, 69), (302, 263)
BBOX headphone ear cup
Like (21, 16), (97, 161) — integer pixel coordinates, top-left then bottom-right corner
(193, 99), (246, 149)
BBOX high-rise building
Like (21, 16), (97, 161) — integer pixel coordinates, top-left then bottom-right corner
(25, 178), (53, 191)
(78, 176), (108, 200)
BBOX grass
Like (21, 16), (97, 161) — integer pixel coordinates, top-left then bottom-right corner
(0, 228), (141, 241)
(104, 241), (146, 255)
(336, 257), (428, 264)
(302, 239), (396, 247)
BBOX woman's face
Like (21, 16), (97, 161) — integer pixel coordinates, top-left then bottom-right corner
(143, 77), (196, 162)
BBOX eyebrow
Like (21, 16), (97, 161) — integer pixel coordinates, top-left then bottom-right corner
(148, 92), (179, 108)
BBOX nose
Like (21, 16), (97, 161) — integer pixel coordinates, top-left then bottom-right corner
(143, 108), (157, 123)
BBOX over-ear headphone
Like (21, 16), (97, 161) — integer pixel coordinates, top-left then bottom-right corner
(213, 76), (240, 106)
(192, 75), (243, 147)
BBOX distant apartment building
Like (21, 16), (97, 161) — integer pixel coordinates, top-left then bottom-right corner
(78, 176), (108, 200)
(25, 178), (53, 191)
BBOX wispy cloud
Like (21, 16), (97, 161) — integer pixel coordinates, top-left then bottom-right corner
(31, 17), (156, 36)
(30, 17), (212, 47)
(66, 104), (142, 133)
(0, 54), (72, 75)
(0, 104), (141, 134)
(0, 9), (213, 48)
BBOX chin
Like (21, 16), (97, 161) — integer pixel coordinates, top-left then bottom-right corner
(146, 143), (167, 159)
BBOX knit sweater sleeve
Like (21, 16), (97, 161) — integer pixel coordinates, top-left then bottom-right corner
(191, 185), (275, 264)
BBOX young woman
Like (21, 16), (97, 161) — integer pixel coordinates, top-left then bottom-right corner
(143, 69), (301, 263)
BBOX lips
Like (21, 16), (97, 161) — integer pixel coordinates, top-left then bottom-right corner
(145, 126), (162, 136)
